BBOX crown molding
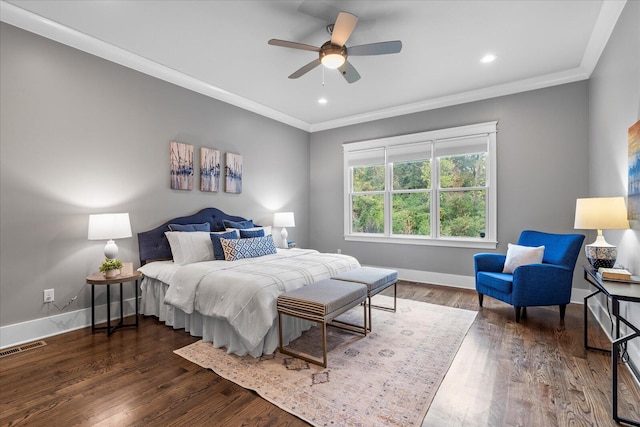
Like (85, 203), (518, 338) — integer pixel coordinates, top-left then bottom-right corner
(580, 0), (627, 74)
(310, 67), (590, 132)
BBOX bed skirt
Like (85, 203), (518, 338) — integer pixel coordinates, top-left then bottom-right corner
(140, 277), (313, 357)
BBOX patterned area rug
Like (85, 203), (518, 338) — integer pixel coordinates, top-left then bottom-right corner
(174, 296), (477, 426)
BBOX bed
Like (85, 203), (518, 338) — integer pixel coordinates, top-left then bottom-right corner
(137, 207), (361, 357)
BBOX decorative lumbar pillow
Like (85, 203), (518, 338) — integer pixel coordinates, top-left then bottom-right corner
(220, 235), (277, 261)
(240, 228), (265, 238)
(503, 243), (545, 274)
(227, 225), (272, 237)
(223, 219), (254, 230)
(165, 231), (214, 265)
(210, 230), (239, 260)
(168, 222), (210, 232)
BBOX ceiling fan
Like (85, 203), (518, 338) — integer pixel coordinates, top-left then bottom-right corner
(268, 11), (402, 84)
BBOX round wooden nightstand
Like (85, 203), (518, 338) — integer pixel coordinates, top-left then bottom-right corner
(86, 262), (142, 336)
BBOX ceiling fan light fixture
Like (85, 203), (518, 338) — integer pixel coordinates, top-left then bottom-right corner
(321, 53), (346, 69)
(320, 43), (346, 69)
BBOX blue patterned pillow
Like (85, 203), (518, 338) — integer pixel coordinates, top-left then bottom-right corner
(222, 219), (254, 229)
(210, 230), (239, 260)
(240, 228), (265, 238)
(220, 235), (277, 261)
(168, 222), (210, 232)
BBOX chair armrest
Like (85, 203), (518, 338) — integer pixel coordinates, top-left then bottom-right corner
(474, 253), (506, 273)
(512, 264), (573, 305)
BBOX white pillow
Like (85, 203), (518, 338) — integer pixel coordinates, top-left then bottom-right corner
(502, 244), (545, 274)
(165, 231), (214, 265)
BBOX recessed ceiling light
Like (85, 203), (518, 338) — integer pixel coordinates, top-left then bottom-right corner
(318, 97), (328, 104)
(481, 54), (497, 64)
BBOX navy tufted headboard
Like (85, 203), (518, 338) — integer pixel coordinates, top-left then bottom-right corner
(137, 207), (248, 264)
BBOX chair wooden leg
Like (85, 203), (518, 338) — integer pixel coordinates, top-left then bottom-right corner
(478, 292), (484, 307)
(514, 306), (521, 323)
(559, 304), (567, 320)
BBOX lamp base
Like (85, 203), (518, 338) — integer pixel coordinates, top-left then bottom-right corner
(585, 244), (617, 270)
(280, 228), (288, 249)
(104, 239), (119, 260)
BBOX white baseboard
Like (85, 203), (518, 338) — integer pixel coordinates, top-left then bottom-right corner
(392, 267), (476, 290)
(0, 297), (138, 349)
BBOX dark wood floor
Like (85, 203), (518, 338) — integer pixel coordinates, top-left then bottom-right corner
(1, 282), (638, 426)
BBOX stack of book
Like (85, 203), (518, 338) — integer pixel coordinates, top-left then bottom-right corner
(596, 267), (640, 283)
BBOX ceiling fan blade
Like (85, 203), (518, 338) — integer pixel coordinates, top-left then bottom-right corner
(348, 40), (402, 56)
(289, 58), (322, 79)
(338, 60), (361, 84)
(331, 12), (358, 47)
(268, 39), (320, 52)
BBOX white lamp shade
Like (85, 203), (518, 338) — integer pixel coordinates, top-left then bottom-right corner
(88, 213), (132, 239)
(273, 212), (295, 228)
(574, 197), (629, 230)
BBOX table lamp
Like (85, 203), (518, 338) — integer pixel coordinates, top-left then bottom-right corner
(273, 212), (295, 249)
(88, 213), (132, 259)
(574, 197), (629, 269)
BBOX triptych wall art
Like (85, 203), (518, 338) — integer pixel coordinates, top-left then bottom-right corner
(170, 141), (242, 194)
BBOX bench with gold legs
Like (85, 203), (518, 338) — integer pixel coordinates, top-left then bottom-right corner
(277, 279), (367, 368)
(332, 267), (398, 331)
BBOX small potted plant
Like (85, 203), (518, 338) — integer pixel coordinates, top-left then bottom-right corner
(99, 258), (123, 279)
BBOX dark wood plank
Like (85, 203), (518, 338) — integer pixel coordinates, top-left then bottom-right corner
(1, 281), (638, 426)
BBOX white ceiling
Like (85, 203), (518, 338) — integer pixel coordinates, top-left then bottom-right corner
(1, 1), (626, 132)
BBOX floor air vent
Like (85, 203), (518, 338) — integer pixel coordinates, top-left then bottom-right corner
(0, 340), (47, 358)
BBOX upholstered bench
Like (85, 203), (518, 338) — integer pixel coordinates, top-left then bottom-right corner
(277, 279), (368, 367)
(332, 267), (398, 331)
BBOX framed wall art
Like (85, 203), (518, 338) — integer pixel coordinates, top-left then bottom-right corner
(200, 147), (221, 192)
(225, 152), (242, 194)
(170, 141), (194, 190)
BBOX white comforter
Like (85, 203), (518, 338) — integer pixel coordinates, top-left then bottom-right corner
(138, 249), (360, 350)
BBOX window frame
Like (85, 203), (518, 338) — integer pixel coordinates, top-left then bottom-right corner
(343, 121), (498, 249)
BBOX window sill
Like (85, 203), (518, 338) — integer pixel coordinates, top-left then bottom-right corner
(344, 234), (498, 249)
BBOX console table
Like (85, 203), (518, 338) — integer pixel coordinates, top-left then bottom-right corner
(583, 266), (640, 426)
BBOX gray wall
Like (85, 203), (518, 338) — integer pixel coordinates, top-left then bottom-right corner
(588, 0), (640, 374)
(0, 23), (310, 327)
(310, 82), (590, 281)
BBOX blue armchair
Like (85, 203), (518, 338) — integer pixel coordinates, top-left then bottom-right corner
(474, 230), (584, 322)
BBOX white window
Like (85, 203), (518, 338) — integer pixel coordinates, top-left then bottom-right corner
(343, 122), (497, 249)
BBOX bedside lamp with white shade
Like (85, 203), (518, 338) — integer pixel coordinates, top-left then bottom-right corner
(88, 213), (132, 259)
(574, 197), (629, 269)
(273, 211), (295, 249)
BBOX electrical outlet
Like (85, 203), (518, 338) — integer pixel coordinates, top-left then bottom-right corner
(337, 249), (342, 254)
(43, 289), (54, 303)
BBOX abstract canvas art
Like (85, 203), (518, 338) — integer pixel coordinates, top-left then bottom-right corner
(629, 120), (640, 222)
(225, 152), (242, 194)
(170, 141), (193, 190)
(200, 147), (221, 192)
